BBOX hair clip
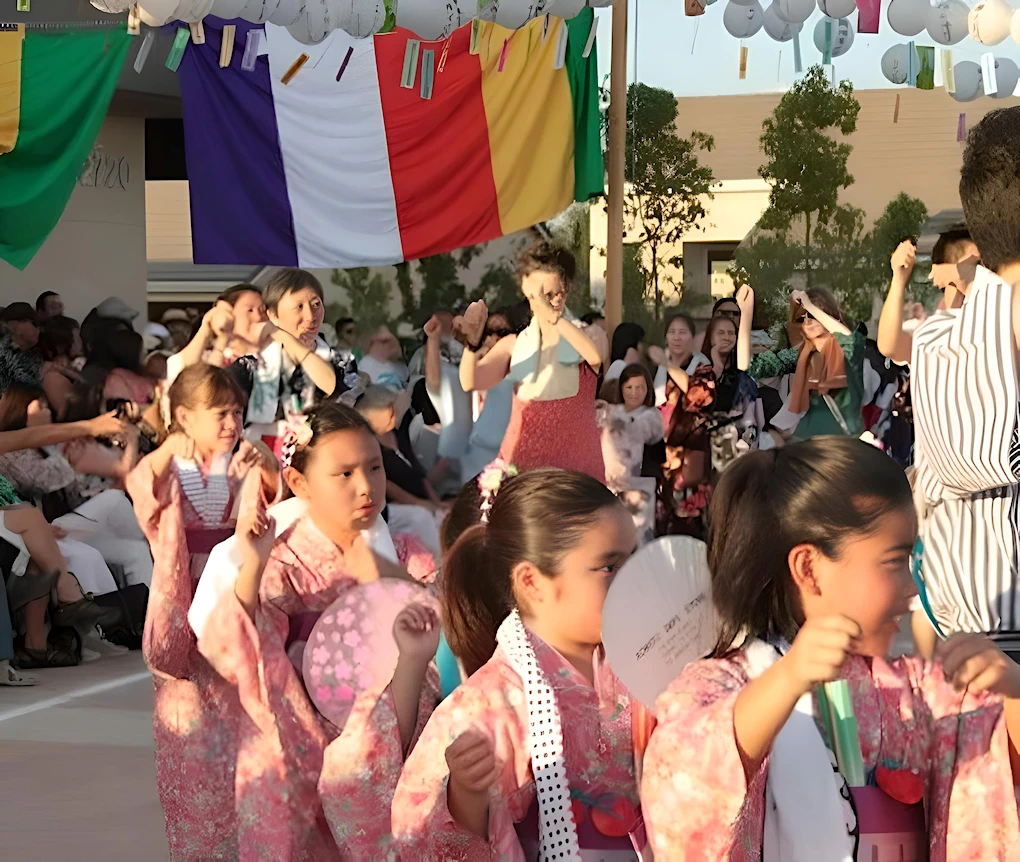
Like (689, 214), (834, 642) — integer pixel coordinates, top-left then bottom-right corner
(477, 459), (518, 523)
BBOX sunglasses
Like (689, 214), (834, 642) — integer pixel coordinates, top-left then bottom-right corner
(717, 308), (740, 318)
(794, 313), (816, 324)
(485, 327), (513, 340)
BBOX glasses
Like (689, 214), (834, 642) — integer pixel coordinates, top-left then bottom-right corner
(794, 313), (816, 324)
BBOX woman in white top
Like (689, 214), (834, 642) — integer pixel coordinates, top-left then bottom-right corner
(647, 312), (709, 406)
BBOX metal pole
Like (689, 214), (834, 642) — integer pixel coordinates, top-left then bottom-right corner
(605, 0), (628, 337)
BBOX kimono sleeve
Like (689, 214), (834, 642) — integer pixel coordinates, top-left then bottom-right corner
(392, 532), (437, 586)
(125, 450), (175, 545)
(392, 664), (530, 861)
(636, 407), (665, 444)
(642, 658), (767, 861)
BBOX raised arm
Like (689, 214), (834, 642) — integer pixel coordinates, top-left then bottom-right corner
(735, 285), (754, 372)
(260, 322), (337, 396)
(458, 300), (514, 392)
(0, 412), (125, 457)
(878, 240), (916, 364)
(423, 316), (442, 397)
(791, 290), (851, 337)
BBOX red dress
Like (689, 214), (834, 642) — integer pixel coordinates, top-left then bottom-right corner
(499, 363), (605, 482)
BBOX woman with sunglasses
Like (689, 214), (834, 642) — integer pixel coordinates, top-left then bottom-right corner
(692, 296), (742, 354)
(459, 242), (607, 481)
(786, 288), (865, 440)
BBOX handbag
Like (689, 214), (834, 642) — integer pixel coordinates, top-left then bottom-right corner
(94, 583), (148, 650)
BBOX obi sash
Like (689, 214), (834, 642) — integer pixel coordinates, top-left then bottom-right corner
(185, 527), (234, 557)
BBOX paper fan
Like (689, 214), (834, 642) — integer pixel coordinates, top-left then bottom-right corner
(303, 579), (439, 729)
(601, 536), (716, 709)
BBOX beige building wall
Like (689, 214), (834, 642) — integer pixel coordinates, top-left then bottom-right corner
(2, 115), (147, 325)
(146, 180), (193, 263)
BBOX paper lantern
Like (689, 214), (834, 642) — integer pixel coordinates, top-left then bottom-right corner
(817, 0), (856, 16)
(951, 60), (984, 100)
(487, 0), (536, 30)
(269, 0), (306, 24)
(814, 16), (855, 55)
(397, 0), (461, 39)
(774, 0), (814, 22)
(289, 0), (337, 42)
(136, 0), (182, 26)
(174, 0), (215, 21)
(239, 0), (282, 23)
(969, 0), (1013, 45)
(90, 0), (136, 12)
(993, 56), (1020, 96)
(927, 0), (970, 44)
(211, 0), (249, 16)
(726, 0), (759, 8)
(340, 0), (388, 37)
(880, 42), (912, 83)
(723, 0), (764, 37)
(1012, 8), (1020, 41)
(763, 2), (803, 39)
(545, 0), (586, 18)
(887, 0), (928, 36)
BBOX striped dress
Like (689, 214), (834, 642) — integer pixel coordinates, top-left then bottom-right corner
(912, 267), (1020, 635)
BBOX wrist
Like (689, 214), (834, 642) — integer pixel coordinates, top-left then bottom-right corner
(770, 654), (811, 702)
(396, 651), (432, 674)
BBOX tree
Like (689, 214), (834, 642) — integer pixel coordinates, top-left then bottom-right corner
(331, 267), (393, 332)
(759, 65), (860, 286)
(624, 83), (716, 322)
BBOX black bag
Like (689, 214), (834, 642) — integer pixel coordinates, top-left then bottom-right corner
(94, 583), (148, 650)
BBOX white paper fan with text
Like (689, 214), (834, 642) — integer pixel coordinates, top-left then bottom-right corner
(602, 536), (717, 709)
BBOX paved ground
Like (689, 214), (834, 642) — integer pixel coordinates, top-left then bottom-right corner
(0, 653), (169, 861)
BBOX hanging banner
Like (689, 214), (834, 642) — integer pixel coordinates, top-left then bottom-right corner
(857, 0), (880, 34)
(915, 44), (934, 89)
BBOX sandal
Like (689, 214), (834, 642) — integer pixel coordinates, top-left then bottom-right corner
(50, 573), (122, 631)
(0, 659), (36, 686)
(13, 644), (79, 669)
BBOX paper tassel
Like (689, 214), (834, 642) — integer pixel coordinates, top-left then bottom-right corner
(857, 0), (880, 34)
(542, 14), (550, 43)
(165, 27), (189, 72)
(241, 30), (261, 71)
(821, 20), (833, 66)
(438, 37), (451, 72)
(421, 48), (435, 99)
(893, 93), (900, 123)
(127, 5), (141, 35)
(685, 0), (705, 15)
(553, 21), (568, 70)
(957, 112), (966, 142)
(941, 49), (954, 93)
(915, 45), (934, 89)
(16, 0), (29, 10)
(582, 16), (597, 59)
(470, 19), (482, 55)
(739, 45), (748, 79)
(777, 51), (782, 82)
(907, 40), (917, 87)
(336, 45), (354, 81)
(981, 52), (996, 96)
(281, 53), (309, 85)
(401, 39), (420, 89)
(498, 38), (509, 71)
(134, 30), (155, 73)
(793, 31), (802, 73)
(690, 17), (700, 53)
(220, 25), (236, 68)
(189, 21), (206, 45)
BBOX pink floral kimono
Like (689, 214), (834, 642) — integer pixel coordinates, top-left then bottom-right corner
(127, 450), (258, 861)
(641, 652), (1020, 861)
(391, 628), (640, 860)
(197, 514), (437, 861)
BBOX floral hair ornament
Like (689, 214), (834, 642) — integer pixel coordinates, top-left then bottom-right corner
(280, 415), (314, 469)
(477, 458), (518, 523)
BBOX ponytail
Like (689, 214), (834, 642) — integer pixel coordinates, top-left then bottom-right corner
(707, 437), (912, 657)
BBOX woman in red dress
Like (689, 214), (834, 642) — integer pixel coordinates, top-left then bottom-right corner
(458, 243), (607, 482)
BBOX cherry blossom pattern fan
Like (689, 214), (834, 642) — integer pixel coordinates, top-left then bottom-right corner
(602, 536), (716, 709)
(303, 579), (439, 729)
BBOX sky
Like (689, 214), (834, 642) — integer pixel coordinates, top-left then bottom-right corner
(592, 0), (1020, 98)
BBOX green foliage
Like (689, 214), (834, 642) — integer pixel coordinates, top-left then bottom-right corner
(623, 82), (716, 322)
(330, 267), (392, 332)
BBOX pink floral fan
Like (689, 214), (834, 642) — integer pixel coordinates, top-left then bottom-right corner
(302, 579), (439, 729)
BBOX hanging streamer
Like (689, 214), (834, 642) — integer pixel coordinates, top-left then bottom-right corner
(241, 29), (261, 71)
(957, 112), (966, 142)
(821, 20), (833, 66)
(940, 49), (955, 93)
(981, 53), (997, 96)
(542, 14), (550, 43)
(777, 50), (782, 82)
(470, 19), (482, 55)
(281, 53), (309, 84)
(582, 16), (597, 59)
(438, 37), (451, 72)
(793, 30), (802, 73)
(165, 27), (189, 72)
(906, 40), (917, 87)
(220, 24), (235, 68)
(336, 45), (353, 81)
(893, 93), (900, 123)
(421, 48), (435, 99)
(127, 5), (141, 35)
(134, 29), (155, 73)
(690, 18), (700, 54)
(857, 0), (880, 34)
(189, 21), (206, 45)
(915, 45), (934, 89)
(739, 44), (748, 80)
(401, 39), (420, 88)
(498, 38), (509, 71)
(16, 0), (29, 10)
(553, 20), (568, 70)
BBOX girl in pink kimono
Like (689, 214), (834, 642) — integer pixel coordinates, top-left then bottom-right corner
(393, 468), (650, 860)
(642, 437), (1020, 861)
(197, 402), (439, 860)
(127, 364), (277, 861)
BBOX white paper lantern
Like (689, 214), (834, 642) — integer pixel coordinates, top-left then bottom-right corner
(90, 0), (136, 12)
(339, 0), (388, 37)
(880, 42), (912, 83)
(726, 0), (759, 9)
(723, 0), (764, 37)
(763, 2), (803, 39)
(927, 0), (970, 44)
(137, 0), (182, 26)
(397, 0), (458, 39)
(969, 0), (1013, 45)
(992, 56), (1020, 96)
(545, 0), (586, 18)
(773, 0), (814, 22)
(951, 60), (984, 100)
(813, 16), (855, 55)
(239, 0), (282, 23)
(1012, 8), (1020, 40)
(817, 0), (856, 16)
(175, 0), (215, 21)
(269, 0), (306, 24)
(887, 0), (928, 36)
(289, 0), (336, 42)
(211, 0), (249, 16)
(485, 0), (537, 30)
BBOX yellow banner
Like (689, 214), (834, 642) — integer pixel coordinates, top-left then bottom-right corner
(0, 25), (25, 155)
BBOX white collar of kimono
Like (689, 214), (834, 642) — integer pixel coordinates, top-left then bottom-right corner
(247, 336), (332, 425)
(174, 453), (232, 528)
(496, 610), (582, 860)
(187, 496), (398, 641)
(743, 638), (856, 862)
